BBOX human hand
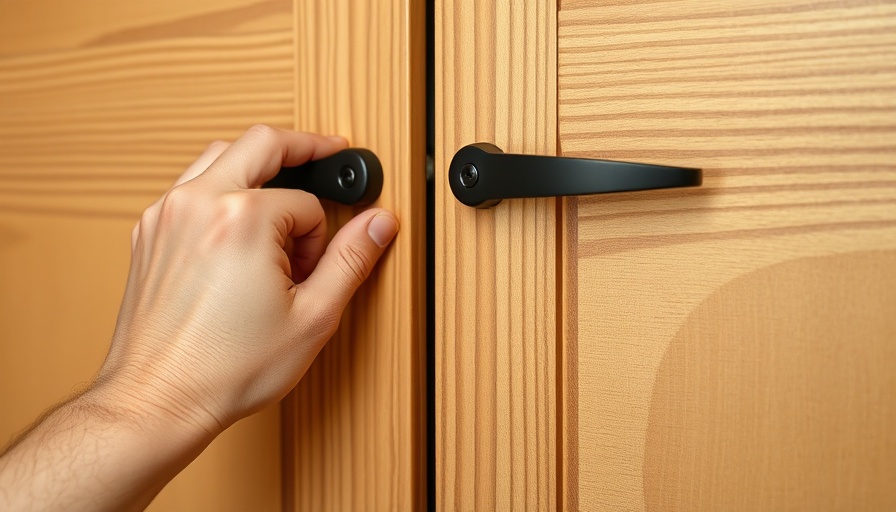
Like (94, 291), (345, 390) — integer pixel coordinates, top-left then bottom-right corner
(1, 126), (399, 511)
(93, 125), (399, 437)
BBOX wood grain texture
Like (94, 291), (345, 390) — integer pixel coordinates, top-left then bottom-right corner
(435, 1), (559, 510)
(0, 1), (295, 510)
(645, 252), (896, 510)
(0, 1), (294, 217)
(280, 1), (426, 510)
(559, 0), (896, 509)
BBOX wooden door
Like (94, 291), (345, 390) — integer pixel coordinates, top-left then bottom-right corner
(436, 0), (896, 510)
(282, 1), (426, 510)
(0, 1), (424, 510)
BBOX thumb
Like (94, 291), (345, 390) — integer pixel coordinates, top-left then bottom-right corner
(295, 208), (399, 325)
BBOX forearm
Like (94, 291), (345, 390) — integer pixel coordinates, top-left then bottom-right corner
(0, 383), (214, 512)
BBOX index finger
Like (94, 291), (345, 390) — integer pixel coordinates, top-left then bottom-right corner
(199, 125), (349, 190)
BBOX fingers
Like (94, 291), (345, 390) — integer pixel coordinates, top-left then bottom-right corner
(287, 228), (327, 284)
(174, 140), (230, 187)
(239, 188), (328, 280)
(131, 141), (230, 252)
(200, 125), (349, 190)
(295, 209), (399, 329)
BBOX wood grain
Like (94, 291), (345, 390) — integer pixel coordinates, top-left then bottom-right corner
(435, 1), (559, 510)
(645, 252), (896, 510)
(280, 1), (426, 510)
(0, 2), (294, 217)
(0, 1), (295, 510)
(559, 0), (896, 509)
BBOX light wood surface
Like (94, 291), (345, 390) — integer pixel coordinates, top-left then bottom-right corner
(281, 0), (426, 510)
(559, 0), (896, 509)
(0, 1), (293, 510)
(435, 1), (559, 510)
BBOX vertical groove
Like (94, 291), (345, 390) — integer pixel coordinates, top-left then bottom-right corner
(564, 197), (579, 511)
(554, 2), (566, 510)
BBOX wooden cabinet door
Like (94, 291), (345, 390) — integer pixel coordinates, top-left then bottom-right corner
(0, 1), (424, 510)
(436, 0), (896, 510)
(283, 1), (426, 510)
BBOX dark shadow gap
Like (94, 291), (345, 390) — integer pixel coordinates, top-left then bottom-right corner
(425, 0), (436, 510)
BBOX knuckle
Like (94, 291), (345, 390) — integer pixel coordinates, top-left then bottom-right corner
(159, 187), (192, 220)
(246, 124), (277, 142)
(157, 185), (212, 229)
(162, 185), (189, 209)
(297, 299), (341, 340)
(139, 203), (158, 229)
(215, 192), (258, 222)
(206, 140), (229, 153)
(204, 192), (258, 245)
(336, 243), (373, 288)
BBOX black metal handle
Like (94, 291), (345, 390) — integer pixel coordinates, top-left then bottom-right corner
(263, 148), (383, 206)
(449, 143), (702, 208)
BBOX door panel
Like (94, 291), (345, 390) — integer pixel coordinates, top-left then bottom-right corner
(0, 0), (426, 510)
(282, 1), (426, 510)
(438, 0), (896, 510)
(435, 1), (558, 510)
(644, 252), (896, 510)
(560, 0), (896, 509)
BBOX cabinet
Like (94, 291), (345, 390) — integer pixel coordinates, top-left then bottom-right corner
(0, 1), (424, 510)
(3, 0), (895, 510)
(436, 0), (896, 510)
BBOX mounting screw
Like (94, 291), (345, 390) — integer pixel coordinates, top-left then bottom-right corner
(460, 163), (479, 188)
(338, 166), (356, 189)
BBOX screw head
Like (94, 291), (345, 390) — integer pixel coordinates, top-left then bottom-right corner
(460, 163), (479, 188)
(338, 166), (356, 189)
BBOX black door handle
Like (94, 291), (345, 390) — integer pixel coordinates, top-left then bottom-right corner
(264, 148), (383, 206)
(449, 143), (702, 208)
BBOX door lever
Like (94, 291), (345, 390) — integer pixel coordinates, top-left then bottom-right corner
(264, 148), (383, 206)
(449, 143), (701, 208)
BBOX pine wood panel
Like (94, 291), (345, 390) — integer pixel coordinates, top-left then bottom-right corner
(435, 1), (559, 510)
(0, 1), (295, 510)
(559, 1), (896, 509)
(280, 1), (427, 510)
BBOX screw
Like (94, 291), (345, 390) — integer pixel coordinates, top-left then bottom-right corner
(338, 166), (356, 189)
(460, 163), (478, 188)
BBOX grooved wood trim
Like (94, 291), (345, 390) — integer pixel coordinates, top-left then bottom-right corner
(559, 0), (896, 509)
(281, 0), (426, 510)
(0, 1), (295, 510)
(435, 1), (558, 510)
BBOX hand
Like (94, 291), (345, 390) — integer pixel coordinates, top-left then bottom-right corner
(95, 125), (399, 436)
(0, 126), (396, 511)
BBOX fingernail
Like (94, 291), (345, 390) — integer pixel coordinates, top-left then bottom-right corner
(367, 213), (399, 247)
(327, 135), (348, 144)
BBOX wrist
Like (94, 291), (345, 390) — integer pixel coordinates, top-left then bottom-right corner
(0, 383), (217, 512)
(84, 373), (223, 447)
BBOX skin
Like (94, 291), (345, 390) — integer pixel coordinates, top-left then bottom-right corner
(0, 125), (400, 511)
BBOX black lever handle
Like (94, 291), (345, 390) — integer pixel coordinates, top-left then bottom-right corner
(263, 148), (383, 206)
(449, 143), (702, 208)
